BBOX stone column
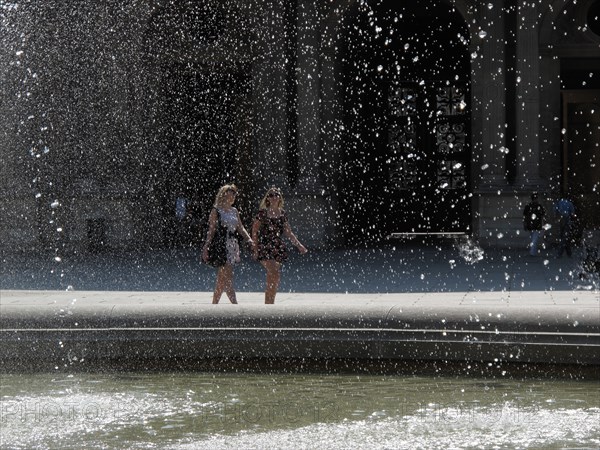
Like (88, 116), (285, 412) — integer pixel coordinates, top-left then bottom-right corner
(315, 4), (350, 246)
(295, 0), (322, 193)
(470, 1), (516, 246)
(472, 1), (509, 191)
(276, 0), (328, 247)
(538, 52), (562, 190)
(251, 0), (289, 189)
(515, 3), (545, 189)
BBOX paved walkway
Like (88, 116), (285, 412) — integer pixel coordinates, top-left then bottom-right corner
(2, 242), (598, 371)
(2, 240), (599, 293)
(1, 288), (598, 371)
(1, 287), (599, 307)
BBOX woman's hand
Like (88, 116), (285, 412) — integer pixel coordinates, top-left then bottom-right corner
(297, 243), (308, 255)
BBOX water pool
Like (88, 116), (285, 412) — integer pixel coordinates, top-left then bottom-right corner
(1, 372), (599, 449)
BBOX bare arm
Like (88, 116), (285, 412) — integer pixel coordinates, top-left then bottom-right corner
(251, 218), (260, 243)
(284, 221), (307, 254)
(251, 218), (260, 258)
(201, 208), (218, 261)
(204, 209), (218, 246)
(235, 209), (253, 243)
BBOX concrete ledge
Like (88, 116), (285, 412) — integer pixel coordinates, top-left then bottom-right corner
(1, 290), (599, 372)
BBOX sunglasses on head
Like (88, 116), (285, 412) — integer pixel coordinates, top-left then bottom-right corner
(267, 192), (280, 198)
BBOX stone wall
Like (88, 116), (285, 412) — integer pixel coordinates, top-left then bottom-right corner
(2, 0), (595, 254)
(0, 1), (152, 253)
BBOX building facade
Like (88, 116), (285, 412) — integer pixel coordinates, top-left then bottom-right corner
(1, 0), (599, 253)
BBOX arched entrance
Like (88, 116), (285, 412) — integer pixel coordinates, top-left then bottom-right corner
(339, 0), (471, 244)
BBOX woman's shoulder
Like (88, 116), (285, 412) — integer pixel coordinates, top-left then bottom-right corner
(256, 208), (267, 218)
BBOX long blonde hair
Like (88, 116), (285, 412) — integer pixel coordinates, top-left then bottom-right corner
(259, 186), (284, 210)
(213, 184), (238, 208)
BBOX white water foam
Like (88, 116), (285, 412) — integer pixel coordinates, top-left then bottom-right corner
(169, 404), (600, 450)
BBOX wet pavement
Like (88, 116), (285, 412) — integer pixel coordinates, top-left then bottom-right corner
(1, 239), (599, 294)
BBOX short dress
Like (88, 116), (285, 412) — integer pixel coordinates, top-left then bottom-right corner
(255, 209), (288, 263)
(217, 207), (241, 265)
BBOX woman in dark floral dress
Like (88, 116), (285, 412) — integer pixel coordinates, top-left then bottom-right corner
(252, 187), (307, 304)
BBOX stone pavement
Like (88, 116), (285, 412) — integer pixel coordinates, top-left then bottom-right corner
(1, 241), (599, 372)
(1, 239), (599, 293)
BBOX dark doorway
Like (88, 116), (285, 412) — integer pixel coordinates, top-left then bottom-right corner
(387, 81), (471, 233)
(158, 69), (249, 247)
(340, 0), (471, 244)
(145, 1), (254, 248)
(562, 90), (600, 231)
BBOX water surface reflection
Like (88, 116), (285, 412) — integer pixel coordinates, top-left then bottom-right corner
(1, 372), (599, 449)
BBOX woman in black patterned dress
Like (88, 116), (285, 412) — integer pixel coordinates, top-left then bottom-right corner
(202, 184), (253, 304)
(252, 187), (307, 304)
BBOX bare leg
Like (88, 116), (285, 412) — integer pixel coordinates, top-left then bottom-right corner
(212, 266), (225, 304)
(213, 264), (237, 304)
(261, 260), (281, 304)
(223, 264), (238, 304)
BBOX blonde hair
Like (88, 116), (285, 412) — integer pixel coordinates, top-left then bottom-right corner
(213, 184), (238, 208)
(259, 186), (284, 210)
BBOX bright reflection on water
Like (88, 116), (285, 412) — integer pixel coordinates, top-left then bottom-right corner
(1, 373), (599, 449)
